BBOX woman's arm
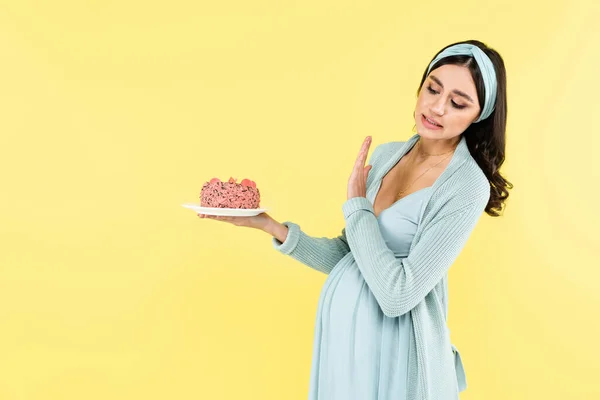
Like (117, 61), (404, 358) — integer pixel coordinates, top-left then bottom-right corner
(342, 180), (490, 318)
(268, 219), (350, 275)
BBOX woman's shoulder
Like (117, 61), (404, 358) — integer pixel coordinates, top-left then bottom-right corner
(369, 137), (490, 201)
(460, 156), (491, 200)
(376, 140), (405, 151)
(368, 140), (404, 163)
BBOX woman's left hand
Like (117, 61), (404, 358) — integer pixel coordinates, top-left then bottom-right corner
(347, 136), (373, 200)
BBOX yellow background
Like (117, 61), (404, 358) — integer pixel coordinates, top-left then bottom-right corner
(1, 0), (599, 399)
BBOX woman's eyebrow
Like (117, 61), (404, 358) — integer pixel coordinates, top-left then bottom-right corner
(429, 74), (475, 104)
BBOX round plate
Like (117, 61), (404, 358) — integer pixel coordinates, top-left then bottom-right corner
(182, 203), (268, 216)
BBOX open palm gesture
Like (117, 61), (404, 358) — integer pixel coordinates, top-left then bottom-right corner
(347, 136), (373, 200)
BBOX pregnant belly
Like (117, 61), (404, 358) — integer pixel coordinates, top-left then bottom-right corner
(316, 258), (412, 391)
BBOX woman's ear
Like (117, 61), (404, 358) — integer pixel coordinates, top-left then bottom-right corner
(412, 111), (417, 132)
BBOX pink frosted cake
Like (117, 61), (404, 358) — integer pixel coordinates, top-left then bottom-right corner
(200, 177), (261, 209)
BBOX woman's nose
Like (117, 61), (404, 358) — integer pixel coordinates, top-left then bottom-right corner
(431, 98), (445, 116)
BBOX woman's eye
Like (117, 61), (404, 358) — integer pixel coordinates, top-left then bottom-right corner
(427, 85), (467, 109)
(451, 101), (466, 109)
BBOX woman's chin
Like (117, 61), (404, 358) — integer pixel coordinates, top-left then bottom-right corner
(416, 126), (444, 137)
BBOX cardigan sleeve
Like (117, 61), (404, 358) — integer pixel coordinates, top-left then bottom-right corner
(341, 183), (490, 318)
(272, 222), (350, 275)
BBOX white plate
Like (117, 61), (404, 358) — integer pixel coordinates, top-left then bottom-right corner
(182, 203), (268, 216)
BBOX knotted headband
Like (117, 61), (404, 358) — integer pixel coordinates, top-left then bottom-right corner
(426, 43), (497, 123)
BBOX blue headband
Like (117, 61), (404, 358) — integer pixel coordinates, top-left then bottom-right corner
(426, 43), (497, 123)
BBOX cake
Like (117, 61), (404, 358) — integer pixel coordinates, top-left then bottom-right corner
(200, 177), (261, 209)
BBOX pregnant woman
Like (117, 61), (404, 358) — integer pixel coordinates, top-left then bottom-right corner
(199, 39), (512, 400)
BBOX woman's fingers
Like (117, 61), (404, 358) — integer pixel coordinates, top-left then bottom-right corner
(197, 214), (232, 222)
(353, 136), (372, 172)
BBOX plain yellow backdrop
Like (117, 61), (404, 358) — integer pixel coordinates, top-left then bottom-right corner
(1, 0), (599, 399)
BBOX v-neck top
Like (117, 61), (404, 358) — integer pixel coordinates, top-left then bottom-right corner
(377, 186), (433, 255)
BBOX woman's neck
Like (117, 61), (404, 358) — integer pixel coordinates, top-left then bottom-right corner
(413, 135), (460, 162)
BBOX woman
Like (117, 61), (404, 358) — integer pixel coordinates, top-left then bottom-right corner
(199, 39), (512, 399)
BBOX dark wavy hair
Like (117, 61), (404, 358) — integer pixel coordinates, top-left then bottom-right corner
(416, 39), (513, 217)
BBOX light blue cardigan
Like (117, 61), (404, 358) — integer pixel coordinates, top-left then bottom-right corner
(273, 133), (490, 399)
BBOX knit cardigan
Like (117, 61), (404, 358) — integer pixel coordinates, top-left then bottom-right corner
(272, 132), (491, 399)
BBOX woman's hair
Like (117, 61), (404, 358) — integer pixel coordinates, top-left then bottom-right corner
(417, 39), (513, 217)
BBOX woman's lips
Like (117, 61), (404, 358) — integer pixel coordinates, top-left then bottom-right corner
(422, 114), (443, 129)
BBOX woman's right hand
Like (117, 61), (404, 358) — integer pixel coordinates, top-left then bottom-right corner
(198, 211), (273, 231)
(198, 211), (289, 243)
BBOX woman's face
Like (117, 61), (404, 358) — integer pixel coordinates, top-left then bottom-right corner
(414, 63), (481, 141)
